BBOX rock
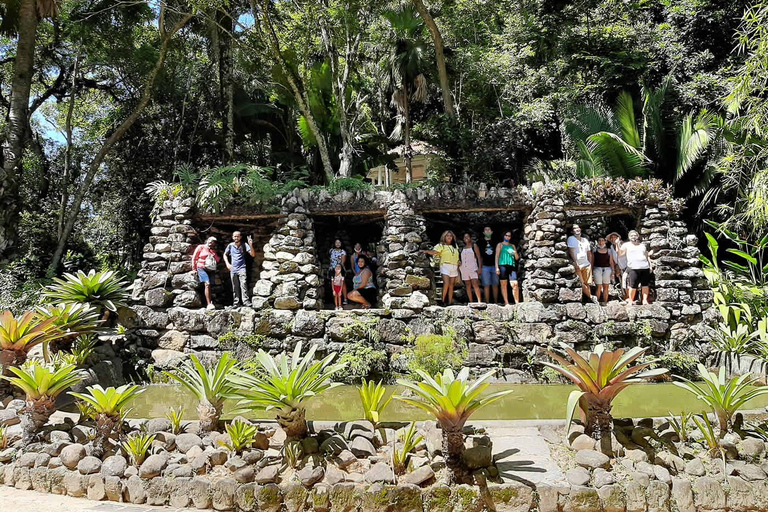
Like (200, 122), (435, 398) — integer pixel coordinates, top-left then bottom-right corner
(43, 441), (68, 457)
(87, 474), (106, 501)
(350, 437), (376, 458)
(209, 449), (228, 466)
(101, 455), (128, 477)
(692, 476), (725, 510)
(737, 463), (767, 481)
(324, 465), (345, 485)
(575, 449), (610, 470)
(653, 465), (672, 483)
(403, 465), (435, 485)
(139, 453), (168, 478)
(255, 464), (279, 484)
(0, 447), (16, 462)
(145, 418), (173, 434)
(625, 449), (648, 463)
(0, 409), (19, 426)
(211, 477), (238, 510)
(77, 456), (102, 475)
(593, 468), (616, 488)
(242, 449), (264, 465)
(461, 445), (492, 469)
(64, 471), (87, 497)
(684, 458), (706, 477)
(158, 330), (189, 351)
(60, 443), (86, 470)
(190, 477), (211, 509)
(566, 467), (591, 486)
(16, 452), (37, 468)
(335, 450), (357, 469)
(33, 453), (50, 468)
(233, 466), (255, 483)
(175, 433), (203, 454)
(291, 310), (325, 337)
(739, 437), (765, 459)
(225, 456), (247, 472)
(298, 466), (324, 487)
(365, 462), (396, 484)
(570, 434), (596, 451)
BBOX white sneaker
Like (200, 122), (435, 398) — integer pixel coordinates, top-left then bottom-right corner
(206, 303), (215, 310)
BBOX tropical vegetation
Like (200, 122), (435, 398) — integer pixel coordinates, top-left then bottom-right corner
(121, 432), (156, 466)
(69, 384), (145, 455)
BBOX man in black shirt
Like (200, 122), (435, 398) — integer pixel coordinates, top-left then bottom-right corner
(480, 226), (499, 303)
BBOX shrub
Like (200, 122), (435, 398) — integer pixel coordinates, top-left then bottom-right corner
(166, 406), (185, 434)
(43, 270), (130, 314)
(69, 384), (145, 455)
(335, 343), (388, 384)
(218, 332), (266, 350)
(325, 176), (371, 194)
(392, 422), (423, 475)
(121, 433), (156, 465)
(642, 351), (699, 381)
(222, 419), (257, 453)
(0, 310), (62, 369)
(405, 333), (467, 376)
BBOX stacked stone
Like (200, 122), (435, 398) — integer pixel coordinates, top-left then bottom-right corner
(377, 191), (433, 310)
(253, 197), (322, 311)
(522, 195), (573, 303)
(639, 206), (711, 343)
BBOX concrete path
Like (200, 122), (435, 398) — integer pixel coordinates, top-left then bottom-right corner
(0, 487), (174, 512)
(485, 426), (565, 486)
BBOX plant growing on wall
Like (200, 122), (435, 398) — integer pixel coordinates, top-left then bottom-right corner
(395, 368), (512, 483)
(69, 384), (145, 455)
(229, 343), (343, 440)
(43, 270), (130, 316)
(163, 353), (237, 433)
(542, 343), (666, 455)
(2, 360), (82, 445)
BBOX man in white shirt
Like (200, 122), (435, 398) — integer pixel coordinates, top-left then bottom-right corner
(567, 225), (595, 303)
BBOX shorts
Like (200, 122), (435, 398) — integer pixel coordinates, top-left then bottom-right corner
(593, 267), (612, 285)
(482, 266), (499, 286)
(440, 263), (459, 278)
(333, 285), (343, 296)
(628, 268), (651, 288)
(575, 265), (593, 285)
(197, 268), (214, 284)
(459, 265), (479, 281)
(498, 265), (517, 281)
(358, 287), (377, 304)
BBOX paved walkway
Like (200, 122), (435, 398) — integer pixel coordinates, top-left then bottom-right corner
(0, 487), (174, 512)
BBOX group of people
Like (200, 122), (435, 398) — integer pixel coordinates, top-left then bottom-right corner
(567, 225), (654, 305)
(191, 231), (255, 309)
(327, 239), (379, 309)
(421, 226), (521, 306)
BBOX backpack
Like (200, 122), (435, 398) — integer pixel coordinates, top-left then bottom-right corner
(204, 253), (217, 271)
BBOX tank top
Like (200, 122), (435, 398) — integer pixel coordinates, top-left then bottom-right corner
(594, 249), (611, 268)
(498, 244), (516, 267)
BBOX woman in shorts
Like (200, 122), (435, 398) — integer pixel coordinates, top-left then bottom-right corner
(592, 237), (615, 305)
(191, 236), (220, 310)
(347, 255), (377, 309)
(459, 233), (483, 303)
(421, 230), (459, 305)
(495, 230), (520, 305)
(620, 230), (653, 305)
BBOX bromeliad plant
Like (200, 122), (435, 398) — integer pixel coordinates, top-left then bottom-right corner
(392, 422), (423, 475)
(396, 368), (512, 483)
(0, 310), (61, 370)
(673, 364), (768, 438)
(222, 419), (258, 454)
(121, 433), (156, 466)
(2, 361), (82, 446)
(163, 353), (237, 433)
(36, 303), (101, 352)
(358, 378), (392, 438)
(43, 270), (130, 316)
(542, 343), (667, 455)
(229, 343), (344, 440)
(69, 384), (145, 455)
(166, 406), (185, 434)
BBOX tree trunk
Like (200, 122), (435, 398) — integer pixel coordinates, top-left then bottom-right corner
(403, 82), (413, 184)
(19, 395), (56, 446)
(93, 413), (119, 457)
(276, 406), (308, 440)
(0, 0), (38, 259)
(197, 399), (222, 433)
(411, 0), (454, 115)
(0, 349), (27, 398)
(442, 427), (471, 483)
(217, 8), (235, 164)
(48, 11), (193, 273)
(585, 400), (614, 456)
(58, 55), (79, 240)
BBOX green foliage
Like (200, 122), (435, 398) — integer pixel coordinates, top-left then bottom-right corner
(166, 406), (185, 435)
(644, 352), (699, 381)
(667, 411), (693, 444)
(43, 270), (130, 313)
(282, 440), (303, 469)
(163, 353), (238, 410)
(121, 432), (156, 465)
(357, 379), (392, 428)
(691, 413), (722, 457)
(392, 422), (423, 475)
(218, 332), (266, 350)
(405, 332), (467, 376)
(325, 176), (371, 194)
(2, 360), (82, 400)
(69, 384), (144, 418)
(35, 303), (101, 339)
(222, 419), (258, 454)
(0, 310), (61, 356)
(67, 334), (99, 365)
(673, 365), (768, 437)
(335, 343), (388, 384)
(76, 400), (96, 421)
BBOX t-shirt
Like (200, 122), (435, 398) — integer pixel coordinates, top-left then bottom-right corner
(480, 239), (496, 267)
(434, 243), (459, 265)
(625, 243), (650, 270)
(610, 245), (627, 270)
(330, 248), (346, 269)
(332, 274), (344, 288)
(567, 235), (591, 268)
(225, 242), (251, 271)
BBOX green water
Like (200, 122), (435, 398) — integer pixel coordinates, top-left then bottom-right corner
(125, 383), (768, 421)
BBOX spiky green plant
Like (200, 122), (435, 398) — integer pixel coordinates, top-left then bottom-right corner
(35, 303), (101, 344)
(674, 364), (768, 438)
(668, 411), (693, 443)
(229, 343), (344, 440)
(283, 439), (303, 469)
(392, 422), (423, 475)
(0, 310), (62, 371)
(396, 368), (512, 483)
(69, 384), (145, 455)
(68, 334), (99, 365)
(163, 353), (237, 433)
(43, 270), (130, 314)
(76, 400), (96, 422)
(691, 414), (722, 457)
(222, 419), (257, 454)
(121, 432), (156, 465)
(2, 361), (82, 446)
(358, 379), (392, 433)
(542, 343), (666, 455)
(166, 406), (185, 434)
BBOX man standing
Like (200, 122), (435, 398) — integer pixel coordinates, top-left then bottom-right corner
(224, 231), (256, 307)
(567, 224), (594, 303)
(480, 226), (499, 303)
(607, 232), (628, 299)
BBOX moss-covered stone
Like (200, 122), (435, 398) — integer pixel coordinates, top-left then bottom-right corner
(258, 482), (284, 512)
(330, 482), (360, 512)
(235, 482), (257, 512)
(312, 484), (331, 512)
(489, 483), (535, 512)
(565, 485), (601, 512)
(453, 485), (484, 512)
(282, 481), (310, 512)
(423, 485), (453, 512)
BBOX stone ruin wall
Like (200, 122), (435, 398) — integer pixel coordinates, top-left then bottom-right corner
(119, 180), (715, 379)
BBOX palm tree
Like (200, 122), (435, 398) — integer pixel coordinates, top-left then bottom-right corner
(564, 84), (722, 198)
(384, 4), (430, 183)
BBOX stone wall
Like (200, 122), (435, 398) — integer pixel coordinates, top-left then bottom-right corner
(126, 179), (714, 375)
